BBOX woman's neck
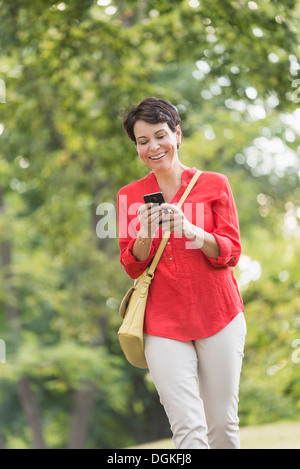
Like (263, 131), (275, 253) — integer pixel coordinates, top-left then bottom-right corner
(154, 161), (189, 190)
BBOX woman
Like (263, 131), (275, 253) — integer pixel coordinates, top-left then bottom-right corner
(117, 97), (246, 449)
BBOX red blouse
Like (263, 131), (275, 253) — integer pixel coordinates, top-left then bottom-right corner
(117, 167), (244, 340)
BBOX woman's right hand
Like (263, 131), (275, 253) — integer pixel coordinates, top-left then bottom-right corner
(137, 203), (161, 238)
(132, 203), (161, 262)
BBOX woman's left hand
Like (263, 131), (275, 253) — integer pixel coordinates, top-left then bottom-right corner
(160, 203), (195, 240)
(161, 203), (219, 257)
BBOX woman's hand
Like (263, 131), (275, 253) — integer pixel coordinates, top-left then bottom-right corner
(133, 203), (161, 262)
(160, 203), (195, 240)
(135, 202), (220, 260)
(160, 203), (220, 259)
(137, 203), (161, 238)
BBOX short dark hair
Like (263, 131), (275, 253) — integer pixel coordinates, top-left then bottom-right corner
(123, 97), (181, 144)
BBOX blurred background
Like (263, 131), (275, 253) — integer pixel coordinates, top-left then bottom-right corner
(0, 0), (300, 449)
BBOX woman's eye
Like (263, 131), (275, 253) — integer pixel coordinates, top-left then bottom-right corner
(138, 135), (165, 146)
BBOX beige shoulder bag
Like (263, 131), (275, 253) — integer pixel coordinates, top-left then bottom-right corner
(118, 170), (202, 368)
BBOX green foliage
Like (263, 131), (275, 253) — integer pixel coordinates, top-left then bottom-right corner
(0, 0), (299, 448)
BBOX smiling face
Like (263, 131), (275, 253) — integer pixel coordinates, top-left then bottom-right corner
(134, 120), (181, 173)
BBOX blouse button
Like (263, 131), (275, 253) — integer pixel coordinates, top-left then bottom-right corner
(169, 257), (173, 261)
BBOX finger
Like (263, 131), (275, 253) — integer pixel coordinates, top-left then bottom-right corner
(161, 203), (181, 214)
(138, 203), (159, 223)
(149, 204), (162, 214)
(138, 203), (150, 216)
(149, 211), (161, 225)
(161, 210), (174, 221)
(160, 213), (172, 229)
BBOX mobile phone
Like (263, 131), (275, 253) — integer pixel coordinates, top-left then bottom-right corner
(143, 192), (168, 225)
(143, 192), (165, 205)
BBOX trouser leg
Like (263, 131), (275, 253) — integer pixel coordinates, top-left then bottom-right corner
(194, 312), (247, 449)
(144, 334), (209, 449)
(144, 313), (246, 450)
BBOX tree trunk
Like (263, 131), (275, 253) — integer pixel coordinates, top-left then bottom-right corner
(68, 380), (97, 449)
(17, 377), (47, 449)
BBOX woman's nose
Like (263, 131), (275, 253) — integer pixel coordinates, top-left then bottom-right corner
(149, 139), (160, 151)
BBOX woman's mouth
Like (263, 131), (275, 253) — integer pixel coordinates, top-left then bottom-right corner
(149, 152), (166, 161)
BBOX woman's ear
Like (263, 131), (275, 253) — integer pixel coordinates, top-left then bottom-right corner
(176, 125), (182, 149)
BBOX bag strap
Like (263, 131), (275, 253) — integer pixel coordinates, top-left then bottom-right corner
(147, 169), (202, 277)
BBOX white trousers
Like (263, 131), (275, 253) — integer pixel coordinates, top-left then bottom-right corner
(144, 312), (246, 449)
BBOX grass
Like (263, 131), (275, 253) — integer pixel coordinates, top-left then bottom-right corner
(240, 421), (300, 449)
(128, 421), (300, 449)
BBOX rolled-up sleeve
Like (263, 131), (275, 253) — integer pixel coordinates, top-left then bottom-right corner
(119, 238), (155, 279)
(202, 176), (241, 268)
(117, 190), (155, 279)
